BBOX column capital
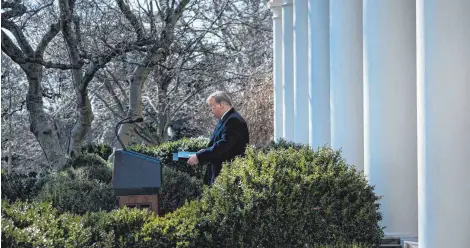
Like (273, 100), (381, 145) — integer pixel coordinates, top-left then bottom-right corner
(268, 0), (283, 18)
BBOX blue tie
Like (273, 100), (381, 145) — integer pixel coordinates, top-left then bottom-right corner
(211, 120), (222, 140)
(209, 164), (215, 185)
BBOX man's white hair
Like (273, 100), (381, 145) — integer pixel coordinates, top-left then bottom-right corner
(207, 91), (232, 106)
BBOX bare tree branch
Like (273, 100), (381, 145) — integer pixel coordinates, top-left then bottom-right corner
(21, 1), (54, 29)
(1, 0), (27, 19)
(116, 0), (145, 40)
(1, 30), (27, 62)
(105, 68), (129, 102)
(1, 19), (34, 56)
(1, 101), (26, 119)
(97, 73), (126, 113)
(154, 0), (164, 20)
(133, 125), (156, 144)
(93, 91), (125, 119)
(2, 30), (82, 70)
(148, 0), (156, 34)
(35, 22), (61, 56)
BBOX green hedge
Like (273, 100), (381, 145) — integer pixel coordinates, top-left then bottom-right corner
(1, 168), (53, 203)
(36, 173), (116, 215)
(2, 200), (370, 248)
(196, 146), (384, 247)
(81, 143), (113, 160)
(63, 153), (113, 184)
(2, 171), (38, 202)
(2, 141), (383, 247)
(2, 153), (112, 204)
(262, 138), (313, 152)
(35, 154), (116, 215)
(160, 166), (203, 212)
(1, 201), (89, 247)
(130, 138), (209, 180)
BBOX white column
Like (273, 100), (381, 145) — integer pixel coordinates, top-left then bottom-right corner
(308, 0), (330, 149)
(417, 0), (470, 247)
(329, 0), (363, 171)
(269, 0), (283, 142)
(282, 0), (294, 141)
(293, 0), (309, 144)
(363, 0), (417, 238)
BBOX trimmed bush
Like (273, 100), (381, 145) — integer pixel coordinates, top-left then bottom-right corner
(130, 138), (209, 180)
(160, 166), (203, 212)
(262, 138), (312, 152)
(141, 200), (211, 247)
(81, 143), (113, 160)
(1, 168), (53, 202)
(2, 141), (382, 248)
(36, 173), (116, 215)
(2, 200), (165, 248)
(197, 146), (383, 247)
(63, 153), (112, 184)
(2, 198), (372, 248)
(1, 201), (90, 247)
(80, 207), (153, 247)
(1, 171), (37, 202)
(1, 153), (111, 204)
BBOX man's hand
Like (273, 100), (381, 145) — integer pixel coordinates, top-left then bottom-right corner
(187, 155), (199, 166)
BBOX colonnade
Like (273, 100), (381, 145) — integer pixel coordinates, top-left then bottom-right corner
(268, 1), (470, 247)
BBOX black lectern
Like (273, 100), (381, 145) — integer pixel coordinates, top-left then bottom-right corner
(113, 150), (162, 196)
(112, 117), (162, 215)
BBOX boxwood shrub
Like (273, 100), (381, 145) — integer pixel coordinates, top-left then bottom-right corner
(196, 146), (384, 247)
(33, 153), (116, 215)
(2, 142), (382, 248)
(2, 153), (112, 208)
(160, 166), (203, 213)
(1, 201), (89, 247)
(2, 200), (370, 248)
(81, 143), (113, 160)
(35, 173), (116, 215)
(1, 168), (53, 202)
(63, 153), (113, 184)
(262, 138), (312, 152)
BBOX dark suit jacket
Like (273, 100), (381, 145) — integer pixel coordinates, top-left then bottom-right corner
(196, 108), (249, 185)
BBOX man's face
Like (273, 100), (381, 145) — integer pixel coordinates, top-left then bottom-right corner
(208, 97), (224, 119)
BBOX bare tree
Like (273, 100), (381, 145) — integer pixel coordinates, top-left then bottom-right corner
(110, 0), (193, 156)
(1, 0), (275, 173)
(56, 0), (140, 156)
(1, 0), (68, 169)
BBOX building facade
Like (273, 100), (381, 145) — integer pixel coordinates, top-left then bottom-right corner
(268, 0), (470, 247)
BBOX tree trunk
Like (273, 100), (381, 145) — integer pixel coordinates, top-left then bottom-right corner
(7, 75), (14, 174)
(68, 87), (94, 156)
(59, 0), (96, 157)
(117, 66), (153, 145)
(2, 1), (68, 170)
(23, 63), (67, 169)
(156, 77), (171, 143)
(108, 66), (153, 163)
